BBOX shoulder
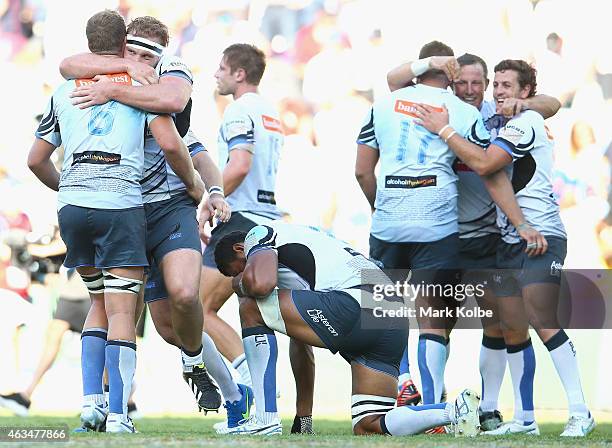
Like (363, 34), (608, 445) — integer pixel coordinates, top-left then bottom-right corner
(157, 55), (192, 81)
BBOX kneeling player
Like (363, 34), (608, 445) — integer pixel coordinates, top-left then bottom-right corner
(214, 222), (480, 436)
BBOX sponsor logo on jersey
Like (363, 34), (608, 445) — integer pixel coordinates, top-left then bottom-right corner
(498, 124), (525, 145)
(394, 100), (443, 118)
(262, 115), (283, 133)
(72, 151), (121, 166)
(75, 73), (132, 87)
(306, 309), (338, 336)
(385, 175), (437, 189)
(257, 190), (277, 204)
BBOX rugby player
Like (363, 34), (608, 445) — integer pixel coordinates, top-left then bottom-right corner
(415, 59), (595, 437)
(27, 10), (204, 432)
(60, 17), (234, 414)
(214, 222), (481, 437)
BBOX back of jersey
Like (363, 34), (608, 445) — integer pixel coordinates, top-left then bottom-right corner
(245, 222), (385, 292)
(36, 74), (156, 210)
(357, 84), (489, 242)
(218, 92), (283, 219)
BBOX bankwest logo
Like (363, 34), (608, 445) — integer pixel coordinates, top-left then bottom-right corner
(75, 73), (132, 87)
(385, 175), (436, 189)
(394, 100), (443, 118)
(262, 115), (283, 133)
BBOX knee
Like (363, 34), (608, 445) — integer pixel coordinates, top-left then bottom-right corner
(168, 285), (199, 311)
(238, 297), (263, 328)
(353, 416), (384, 435)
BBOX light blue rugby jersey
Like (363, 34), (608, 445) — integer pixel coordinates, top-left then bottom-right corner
(357, 83), (490, 243)
(36, 74), (158, 210)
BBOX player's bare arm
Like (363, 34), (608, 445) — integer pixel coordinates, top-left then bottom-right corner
(193, 151), (231, 229)
(60, 52), (157, 85)
(223, 146), (253, 196)
(355, 144), (379, 212)
(387, 56), (460, 92)
(27, 139), (60, 191)
(149, 116), (204, 203)
(239, 250), (278, 298)
(497, 94), (561, 119)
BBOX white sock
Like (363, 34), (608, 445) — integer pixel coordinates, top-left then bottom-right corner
(382, 403), (451, 435)
(479, 335), (507, 412)
(398, 373), (412, 384)
(83, 393), (106, 407)
(417, 334), (447, 404)
(506, 339), (535, 424)
(201, 332), (241, 403)
(545, 331), (589, 418)
(242, 327), (278, 424)
(232, 353), (252, 388)
(181, 345), (203, 368)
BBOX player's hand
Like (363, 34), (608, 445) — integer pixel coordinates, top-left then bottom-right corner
(497, 98), (526, 118)
(517, 222), (548, 257)
(186, 173), (205, 204)
(198, 217), (212, 245)
(201, 193), (231, 227)
(70, 75), (113, 109)
(414, 103), (450, 135)
(126, 61), (158, 85)
(430, 56), (460, 82)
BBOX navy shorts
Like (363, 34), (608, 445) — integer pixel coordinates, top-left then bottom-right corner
(202, 212), (261, 268)
(459, 233), (500, 284)
(144, 193), (202, 303)
(291, 289), (406, 377)
(493, 236), (567, 297)
(58, 205), (147, 269)
(369, 232), (460, 285)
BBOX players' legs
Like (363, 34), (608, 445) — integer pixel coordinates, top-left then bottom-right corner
(147, 298), (180, 347)
(160, 248), (204, 365)
(289, 339), (315, 433)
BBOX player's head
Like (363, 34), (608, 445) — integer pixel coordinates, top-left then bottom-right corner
(493, 59), (537, 103)
(417, 40), (454, 86)
(454, 53), (489, 109)
(215, 231), (249, 277)
(86, 10), (126, 56)
(124, 16), (168, 67)
(215, 44), (266, 95)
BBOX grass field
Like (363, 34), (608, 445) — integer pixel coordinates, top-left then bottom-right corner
(0, 416), (611, 447)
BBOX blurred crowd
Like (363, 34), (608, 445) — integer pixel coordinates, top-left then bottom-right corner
(0, 0), (610, 345)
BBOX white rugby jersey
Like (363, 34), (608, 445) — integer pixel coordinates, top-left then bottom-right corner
(36, 74), (157, 210)
(492, 110), (566, 243)
(218, 92), (283, 219)
(357, 84), (490, 242)
(244, 222), (385, 292)
(456, 99), (501, 239)
(141, 55), (203, 203)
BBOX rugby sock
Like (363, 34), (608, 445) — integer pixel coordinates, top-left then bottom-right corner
(506, 339), (535, 425)
(398, 346), (412, 385)
(381, 403), (451, 435)
(544, 330), (589, 418)
(479, 334), (507, 412)
(181, 344), (203, 369)
(81, 328), (107, 403)
(232, 353), (253, 388)
(105, 340), (136, 416)
(201, 332), (241, 403)
(418, 334), (447, 404)
(242, 327), (278, 424)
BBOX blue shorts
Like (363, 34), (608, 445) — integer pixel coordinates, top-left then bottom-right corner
(202, 212), (262, 268)
(459, 233), (500, 284)
(58, 205), (147, 269)
(291, 289), (406, 377)
(143, 193), (201, 303)
(493, 236), (567, 297)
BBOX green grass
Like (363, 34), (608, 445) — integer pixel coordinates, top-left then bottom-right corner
(0, 416), (610, 447)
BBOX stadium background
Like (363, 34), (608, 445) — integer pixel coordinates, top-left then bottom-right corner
(0, 0), (610, 419)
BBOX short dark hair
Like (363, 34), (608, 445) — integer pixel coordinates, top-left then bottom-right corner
(126, 16), (169, 47)
(214, 231), (248, 277)
(494, 59), (537, 97)
(86, 10), (126, 55)
(418, 41), (454, 82)
(457, 53), (488, 80)
(223, 43), (266, 86)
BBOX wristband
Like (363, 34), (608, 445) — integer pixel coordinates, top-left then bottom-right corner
(410, 57), (431, 77)
(516, 222), (530, 232)
(208, 185), (224, 197)
(438, 124), (451, 137)
(443, 130), (456, 143)
(236, 278), (247, 297)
